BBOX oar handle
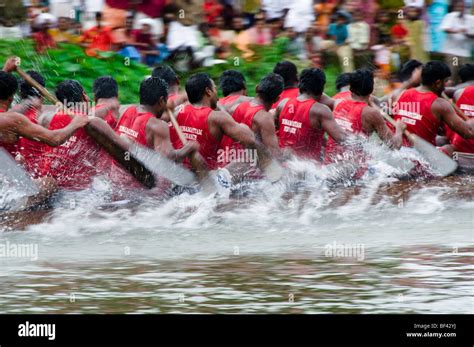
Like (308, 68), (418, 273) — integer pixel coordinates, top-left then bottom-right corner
(16, 67), (60, 106)
(442, 92), (469, 121)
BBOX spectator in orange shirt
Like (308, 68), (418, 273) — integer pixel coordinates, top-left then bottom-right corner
(79, 12), (113, 57)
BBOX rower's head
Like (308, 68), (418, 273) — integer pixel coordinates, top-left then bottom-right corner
(55, 80), (90, 114)
(299, 68), (326, 100)
(219, 70), (246, 97)
(349, 69), (374, 98)
(273, 61), (298, 88)
(421, 61), (451, 96)
(152, 65), (179, 89)
(0, 71), (18, 108)
(459, 64), (474, 83)
(19, 70), (45, 100)
(185, 73), (218, 109)
(335, 73), (351, 92)
(139, 76), (168, 117)
(93, 76), (118, 102)
(256, 73), (284, 110)
(399, 59), (422, 84)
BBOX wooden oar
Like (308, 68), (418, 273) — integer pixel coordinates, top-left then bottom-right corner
(215, 104), (283, 182)
(16, 67), (196, 188)
(371, 102), (458, 177)
(442, 92), (469, 121)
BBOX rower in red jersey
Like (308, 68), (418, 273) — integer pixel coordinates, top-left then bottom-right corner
(219, 73), (284, 166)
(393, 61), (474, 148)
(152, 65), (188, 111)
(216, 70), (251, 160)
(447, 65), (474, 153)
(275, 68), (346, 161)
(112, 76), (198, 188)
(325, 69), (405, 166)
(0, 59), (89, 160)
(332, 73), (352, 100)
(9, 71), (47, 177)
(92, 76), (120, 129)
(169, 72), (264, 172)
(43, 80), (116, 190)
(271, 61), (299, 109)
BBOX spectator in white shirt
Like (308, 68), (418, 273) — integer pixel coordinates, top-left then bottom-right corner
(440, 0), (474, 81)
(347, 12), (370, 51)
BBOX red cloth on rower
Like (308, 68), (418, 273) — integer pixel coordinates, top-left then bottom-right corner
(272, 87), (299, 109)
(17, 107), (47, 178)
(43, 112), (100, 190)
(115, 106), (154, 147)
(333, 90), (352, 100)
(452, 86), (474, 153)
(170, 104), (220, 170)
(95, 103), (117, 129)
(325, 99), (368, 162)
(218, 95), (243, 158)
(278, 98), (324, 161)
(393, 88), (439, 146)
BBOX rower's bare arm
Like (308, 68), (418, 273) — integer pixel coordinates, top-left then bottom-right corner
(435, 98), (474, 139)
(320, 93), (335, 110)
(148, 118), (196, 162)
(168, 94), (188, 110)
(10, 97), (42, 115)
(315, 104), (346, 143)
(214, 111), (256, 147)
(8, 112), (89, 146)
(93, 99), (119, 120)
(364, 108), (404, 149)
(254, 111), (281, 156)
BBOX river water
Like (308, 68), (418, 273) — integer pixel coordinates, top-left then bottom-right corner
(0, 142), (473, 314)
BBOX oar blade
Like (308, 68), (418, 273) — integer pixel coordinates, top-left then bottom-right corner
(0, 148), (39, 196)
(408, 133), (458, 177)
(129, 144), (197, 186)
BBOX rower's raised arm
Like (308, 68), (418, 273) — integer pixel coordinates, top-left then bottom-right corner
(435, 98), (474, 139)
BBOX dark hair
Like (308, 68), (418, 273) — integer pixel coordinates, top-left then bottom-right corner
(256, 73), (284, 103)
(219, 70), (246, 96)
(459, 64), (474, 83)
(0, 71), (18, 100)
(185, 73), (213, 104)
(93, 76), (118, 99)
(152, 65), (178, 87)
(349, 69), (374, 96)
(95, 12), (102, 21)
(399, 59), (422, 82)
(19, 70), (45, 99)
(273, 61), (298, 87)
(335, 73), (351, 91)
(421, 61), (451, 86)
(299, 68), (326, 96)
(139, 77), (168, 106)
(55, 80), (85, 104)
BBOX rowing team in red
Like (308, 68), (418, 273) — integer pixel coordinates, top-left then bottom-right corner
(1, 57), (474, 195)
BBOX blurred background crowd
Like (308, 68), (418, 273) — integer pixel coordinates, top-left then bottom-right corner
(0, 0), (473, 83)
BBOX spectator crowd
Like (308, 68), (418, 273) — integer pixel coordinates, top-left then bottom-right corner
(1, 0), (473, 82)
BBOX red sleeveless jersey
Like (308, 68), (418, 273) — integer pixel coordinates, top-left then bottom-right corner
(218, 101), (264, 166)
(333, 90), (352, 100)
(0, 107), (19, 158)
(219, 94), (241, 106)
(17, 107), (47, 178)
(325, 99), (368, 162)
(170, 105), (220, 170)
(272, 87), (299, 109)
(95, 103), (117, 129)
(452, 86), (474, 153)
(43, 112), (99, 190)
(393, 89), (439, 146)
(278, 98), (323, 160)
(115, 106), (154, 147)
